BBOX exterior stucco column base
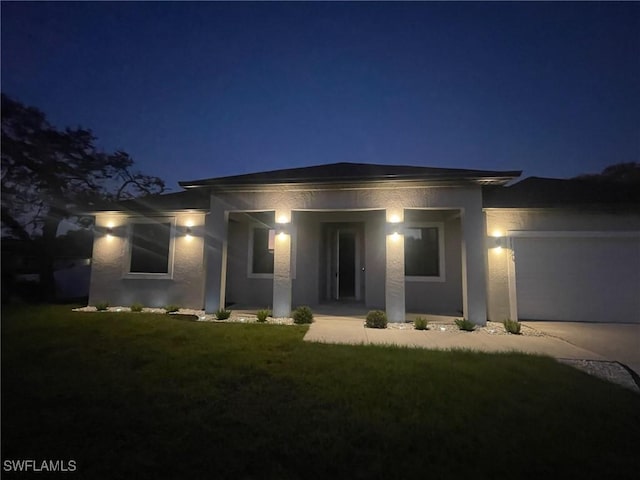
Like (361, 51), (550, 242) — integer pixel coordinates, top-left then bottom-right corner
(385, 210), (405, 323)
(272, 217), (293, 318)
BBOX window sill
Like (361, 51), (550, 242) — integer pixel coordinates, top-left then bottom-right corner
(406, 275), (446, 283)
(248, 273), (274, 279)
(123, 272), (174, 280)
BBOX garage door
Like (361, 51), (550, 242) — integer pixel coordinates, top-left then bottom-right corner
(513, 235), (640, 323)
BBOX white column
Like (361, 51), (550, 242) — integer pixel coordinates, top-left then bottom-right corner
(272, 210), (292, 318)
(461, 205), (488, 326)
(204, 199), (228, 313)
(385, 208), (405, 322)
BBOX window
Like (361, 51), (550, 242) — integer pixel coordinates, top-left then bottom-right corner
(126, 219), (174, 278)
(247, 225), (297, 279)
(250, 227), (274, 275)
(404, 223), (445, 281)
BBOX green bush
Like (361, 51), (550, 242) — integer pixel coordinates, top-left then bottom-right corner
(95, 302), (109, 312)
(414, 316), (429, 330)
(164, 304), (180, 314)
(293, 306), (314, 324)
(215, 309), (232, 320)
(454, 318), (476, 332)
(365, 310), (387, 329)
(256, 309), (271, 323)
(503, 319), (522, 335)
(130, 303), (144, 313)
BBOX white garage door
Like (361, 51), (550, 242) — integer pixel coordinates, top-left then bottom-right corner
(514, 235), (640, 323)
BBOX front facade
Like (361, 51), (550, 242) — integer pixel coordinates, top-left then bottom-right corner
(88, 163), (640, 324)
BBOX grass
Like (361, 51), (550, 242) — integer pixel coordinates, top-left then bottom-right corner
(2, 305), (639, 479)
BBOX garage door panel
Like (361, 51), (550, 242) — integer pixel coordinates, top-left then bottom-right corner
(514, 236), (640, 322)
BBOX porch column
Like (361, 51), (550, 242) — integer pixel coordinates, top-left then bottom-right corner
(385, 208), (405, 322)
(272, 209), (292, 318)
(461, 204), (488, 326)
(204, 198), (228, 313)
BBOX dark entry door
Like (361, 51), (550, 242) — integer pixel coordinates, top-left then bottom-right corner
(326, 225), (361, 301)
(338, 230), (356, 298)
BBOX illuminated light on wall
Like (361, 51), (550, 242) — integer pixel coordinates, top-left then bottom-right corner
(489, 235), (507, 250)
(391, 231), (400, 241)
(385, 222), (404, 236)
(389, 214), (401, 224)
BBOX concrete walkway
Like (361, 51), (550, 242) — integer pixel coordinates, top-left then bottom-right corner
(304, 315), (611, 362)
(521, 321), (640, 376)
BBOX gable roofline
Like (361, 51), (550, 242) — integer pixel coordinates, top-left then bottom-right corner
(179, 162), (521, 190)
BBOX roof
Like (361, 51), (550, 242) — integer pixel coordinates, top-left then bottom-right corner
(483, 176), (640, 209)
(179, 162), (521, 189)
(86, 189), (210, 214)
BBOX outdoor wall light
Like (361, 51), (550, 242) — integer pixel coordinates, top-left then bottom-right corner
(105, 227), (114, 236)
(276, 224), (290, 236)
(490, 236), (507, 249)
(185, 227), (193, 236)
(386, 222), (404, 236)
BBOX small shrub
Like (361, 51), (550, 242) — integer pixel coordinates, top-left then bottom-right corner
(293, 306), (314, 324)
(95, 302), (109, 311)
(503, 318), (522, 335)
(164, 304), (180, 314)
(454, 318), (476, 332)
(414, 316), (429, 330)
(130, 303), (144, 313)
(365, 310), (387, 329)
(256, 309), (271, 323)
(215, 309), (232, 320)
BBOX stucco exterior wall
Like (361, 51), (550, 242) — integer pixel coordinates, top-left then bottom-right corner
(225, 219), (274, 307)
(212, 185), (484, 317)
(404, 211), (463, 315)
(485, 209), (640, 321)
(88, 212), (206, 309)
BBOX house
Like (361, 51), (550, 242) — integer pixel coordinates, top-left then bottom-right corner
(87, 162), (640, 324)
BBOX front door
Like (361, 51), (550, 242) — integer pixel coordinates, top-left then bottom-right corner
(325, 223), (363, 301)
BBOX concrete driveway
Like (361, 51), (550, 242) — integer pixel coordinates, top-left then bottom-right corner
(304, 313), (640, 373)
(521, 321), (640, 376)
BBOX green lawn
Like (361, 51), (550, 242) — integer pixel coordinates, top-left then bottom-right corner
(2, 305), (639, 479)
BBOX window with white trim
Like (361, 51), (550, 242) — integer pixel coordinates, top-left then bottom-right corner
(404, 223), (445, 281)
(125, 218), (175, 278)
(250, 227), (274, 275)
(247, 225), (297, 279)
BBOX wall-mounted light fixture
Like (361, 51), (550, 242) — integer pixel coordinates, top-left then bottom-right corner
(489, 235), (507, 249)
(276, 224), (290, 236)
(386, 222), (404, 236)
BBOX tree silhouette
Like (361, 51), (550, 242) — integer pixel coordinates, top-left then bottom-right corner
(1, 93), (166, 299)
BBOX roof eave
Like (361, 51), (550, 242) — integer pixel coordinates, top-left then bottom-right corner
(180, 173), (521, 191)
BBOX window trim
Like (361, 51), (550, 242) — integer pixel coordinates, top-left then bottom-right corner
(123, 217), (176, 280)
(404, 221), (445, 282)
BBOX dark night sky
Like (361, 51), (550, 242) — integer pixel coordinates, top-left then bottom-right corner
(2, 1), (639, 190)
